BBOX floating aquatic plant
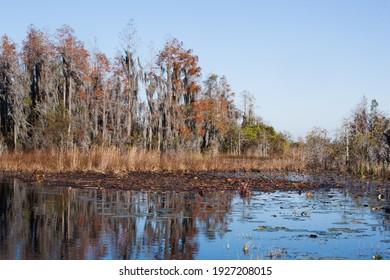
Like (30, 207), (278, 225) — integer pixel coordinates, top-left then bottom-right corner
(243, 241), (251, 255)
(328, 227), (365, 233)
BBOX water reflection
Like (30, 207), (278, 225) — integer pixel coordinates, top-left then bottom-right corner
(0, 177), (234, 260)
(0, 176), (389, 260)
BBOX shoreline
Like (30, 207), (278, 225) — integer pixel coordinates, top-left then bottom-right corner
(1, 148), (388, 191)
(2, 169), (375, 193)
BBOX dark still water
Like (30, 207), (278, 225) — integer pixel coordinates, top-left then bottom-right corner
(1, 176), (390, 260)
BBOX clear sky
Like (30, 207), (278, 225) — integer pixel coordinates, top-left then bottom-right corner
(1, 0), (389, 140)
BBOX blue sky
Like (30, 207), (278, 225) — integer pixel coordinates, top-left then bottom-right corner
(1, 0), (389, 139)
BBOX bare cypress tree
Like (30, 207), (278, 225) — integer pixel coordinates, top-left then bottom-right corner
(90, 50), (111, 145)
(346, 97), (390, 176)
(118, 20), (142, 144)
(144, 60), (166, 151)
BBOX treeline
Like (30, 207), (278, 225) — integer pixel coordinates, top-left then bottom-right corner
(0, 24), (389, 178)
(304, 97), (390, 177)
(0, 24), (287, 155)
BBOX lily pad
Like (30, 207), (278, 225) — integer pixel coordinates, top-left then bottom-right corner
(283, 217), (307, 222)
(254, 225), (308, 233)
(255, 225), (277, 232)
(315, 230), (342, 237)
(298, 254), (349, 260)
(351, 221), (368, 225)
(318, 256), (350, 260)
(328, 227), (365, 233)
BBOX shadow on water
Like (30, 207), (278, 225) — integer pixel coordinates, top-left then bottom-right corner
(0, 175), (389, 260)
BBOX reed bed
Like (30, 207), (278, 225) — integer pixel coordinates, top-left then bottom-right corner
(0, 147), (305, 173)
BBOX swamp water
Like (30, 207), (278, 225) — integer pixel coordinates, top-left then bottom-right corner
(1, 177), (390, 260)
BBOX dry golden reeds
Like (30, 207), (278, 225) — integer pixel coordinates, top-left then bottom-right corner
(0, 147), (305, 173)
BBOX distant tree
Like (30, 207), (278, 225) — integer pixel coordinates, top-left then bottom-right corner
(90, 50), (111, 145)
(156, 37), (201, 151)
(194, 74), (236, 153)
(118, 20), (142, 142)
(351, 98), (389, 175)
(305, 127), (331, 170)
(22, 25), (55, 147)
(22, 26), (52, 109)
(240, 121), (287, 157)
(240, 90), (256, 126)
(55, 25), (90, 148)
(0, 35), (16, 142)
(0, 35), (30, 149)
(144, 62), (164, 150)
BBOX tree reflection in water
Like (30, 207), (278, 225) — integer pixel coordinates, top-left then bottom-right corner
(0, 177), (234, 260)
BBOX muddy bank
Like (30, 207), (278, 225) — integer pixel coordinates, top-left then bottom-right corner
(2, 170), (355, 193)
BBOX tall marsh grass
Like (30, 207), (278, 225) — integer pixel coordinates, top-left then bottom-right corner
(0, 147), (305, 173)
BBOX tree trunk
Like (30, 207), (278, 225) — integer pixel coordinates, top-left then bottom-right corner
(102, 89), (107, 145)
